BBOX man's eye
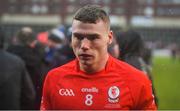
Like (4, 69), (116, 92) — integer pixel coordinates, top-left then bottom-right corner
(88, 35), (98, 41)
(76, 36), (84, 40)
(73, 34), (83, 40)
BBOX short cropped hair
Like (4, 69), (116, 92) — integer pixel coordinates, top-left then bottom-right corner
(16, 27), (35, 45)
(73, 5), (110, 29)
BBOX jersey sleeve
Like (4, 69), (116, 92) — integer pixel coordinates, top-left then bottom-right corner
(136, 77), (157, 110)
(40, 71), (52, 110)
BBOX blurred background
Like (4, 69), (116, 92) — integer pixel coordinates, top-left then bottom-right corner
(0, 0), (180, 109)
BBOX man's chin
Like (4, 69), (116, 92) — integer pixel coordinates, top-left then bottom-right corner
(79, 59), (92, 66)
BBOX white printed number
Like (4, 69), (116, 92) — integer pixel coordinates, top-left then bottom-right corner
(85, 94), (93, 106)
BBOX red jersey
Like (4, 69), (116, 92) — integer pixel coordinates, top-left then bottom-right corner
(41, 56), (157, 110)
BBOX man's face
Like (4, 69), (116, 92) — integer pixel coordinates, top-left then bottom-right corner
(71, 19), (113, 68)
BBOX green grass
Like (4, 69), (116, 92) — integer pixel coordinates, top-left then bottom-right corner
(152, 56), (180, 109)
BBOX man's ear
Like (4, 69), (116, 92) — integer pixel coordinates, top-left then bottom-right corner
(108, 30), (113, 45)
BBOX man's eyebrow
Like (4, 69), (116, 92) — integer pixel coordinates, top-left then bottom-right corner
(88, 33), (99, 37)
(73, 32), (81, 36)
(73, 32), (99, 37)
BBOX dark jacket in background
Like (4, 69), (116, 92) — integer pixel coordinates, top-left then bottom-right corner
(7, 45), (43, 86)
(0, 50), (35, 110)
(7, 44), (44, 109)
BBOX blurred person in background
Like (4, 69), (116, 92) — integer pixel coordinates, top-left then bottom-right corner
(116, 30), (158, 106)
(43, 28), (75, 71)
(7, 27), (44, 109)
(142, 47), (153, 75)
(37, 27), (75, 89)
(62, 26), (76, 60)
(116, 30), (146, 72)
(41, 5), (157, 110)
(0, 27), (35, 109)
(170, 43), (178, 61)
(108, 34), (120, 58)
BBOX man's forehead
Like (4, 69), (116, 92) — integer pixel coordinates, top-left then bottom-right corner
(72, 20), (109, 32)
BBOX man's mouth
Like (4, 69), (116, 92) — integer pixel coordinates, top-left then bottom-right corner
(79, 54), (93, 60)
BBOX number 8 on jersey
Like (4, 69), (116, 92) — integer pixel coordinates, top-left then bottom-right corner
(85, 94), (93, 106)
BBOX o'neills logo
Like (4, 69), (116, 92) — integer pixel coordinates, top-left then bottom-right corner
(59, 89), (75, 96)
(81, 87), (99, 93)
(108, 86), (120, 103)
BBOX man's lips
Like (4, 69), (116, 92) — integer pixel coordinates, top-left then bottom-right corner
(78, 54), (93, 59)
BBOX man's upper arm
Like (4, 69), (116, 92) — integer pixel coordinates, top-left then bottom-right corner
(137, 78), (157, 110)
(40, 72), (52, 110)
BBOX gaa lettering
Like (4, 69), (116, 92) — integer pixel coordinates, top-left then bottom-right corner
(59, 89), (75, 96)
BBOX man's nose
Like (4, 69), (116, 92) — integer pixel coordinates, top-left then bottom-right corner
(80, 38), (90, 50)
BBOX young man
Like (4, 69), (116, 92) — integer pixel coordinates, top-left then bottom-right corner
(41, 5), (157, 110)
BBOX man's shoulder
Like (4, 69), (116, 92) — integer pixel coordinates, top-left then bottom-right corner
(111, 56), (149, 84)
(0, 50), (26, 78)
(111, 57), (151, 99)
(46, 59), (77, 77)
(57, 59), (76, 70)
(0, 50), (24, 65)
